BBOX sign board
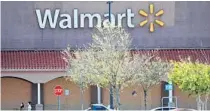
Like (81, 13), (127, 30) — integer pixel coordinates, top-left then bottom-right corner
(54, 85), (63, 96)
(165, 84), (173, 91)
(34, 2), (175, 29)
(65, 89), (70, 96)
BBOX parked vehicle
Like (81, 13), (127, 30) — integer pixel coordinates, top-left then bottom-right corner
(171, 108), (197, 111)
(85, 104), (113, 111)
(150, 107), (177, 111)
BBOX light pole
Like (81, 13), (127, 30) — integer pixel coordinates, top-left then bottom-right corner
(107, 1), (113, 22)
(80, 72), (84, 110)
(106, 1), (114, 109)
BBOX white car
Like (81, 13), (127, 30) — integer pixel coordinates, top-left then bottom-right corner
(171, 108), (197, 111)
(150, 107), (177, 111)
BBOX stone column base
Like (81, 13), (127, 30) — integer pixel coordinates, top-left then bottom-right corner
(35, 104), (43, 110)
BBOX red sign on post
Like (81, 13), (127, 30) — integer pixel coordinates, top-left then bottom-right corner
(54, 85), (63, 96)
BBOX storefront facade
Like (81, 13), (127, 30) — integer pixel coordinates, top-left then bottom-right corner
(1, 1), (210, 110)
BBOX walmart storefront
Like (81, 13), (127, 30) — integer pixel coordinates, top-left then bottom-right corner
(1, 1), (210, 110)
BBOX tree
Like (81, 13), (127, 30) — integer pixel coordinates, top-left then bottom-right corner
(63, 23), (173, 110)
(63, 23), (136, 109)
(62, 48), (92, 110)
(169, 57), (210, 110)
(131, 52), (173, 110)
(86, 24), (138, 109)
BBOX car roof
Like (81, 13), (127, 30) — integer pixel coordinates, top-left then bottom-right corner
(174, 108), (197, 111)
(155, 107), (177, 108)
(153, 107), (177, 109)
(91, 104), (106, 106)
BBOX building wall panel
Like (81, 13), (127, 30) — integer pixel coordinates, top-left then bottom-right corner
(43, 77), (91, 110)
(102, 84), (161, 110)
(1, 77), (32, 110)
(1, 1), (210, 50)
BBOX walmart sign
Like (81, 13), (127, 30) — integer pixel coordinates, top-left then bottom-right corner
(36, 9), (135, 29)
(35, 2), (175, 32)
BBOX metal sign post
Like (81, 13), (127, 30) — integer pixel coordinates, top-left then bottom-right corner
(165, 83), (173, 107)
(162, 83), (177, 111)
(58, 96), (61, 110)
(162, 96), (177, 110)
(168, 82), (173, 107)
(54, 85), (63, 110)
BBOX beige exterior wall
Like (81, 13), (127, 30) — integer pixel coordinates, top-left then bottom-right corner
(102, 84), (210, 110)
(174, 86), (198, 109)
(102, 84), (162, 110)
(173, 86), (210, 110)
(1, 75), (209, 110)
(1, 77), (32, 110)
(43, 77), (91, 110)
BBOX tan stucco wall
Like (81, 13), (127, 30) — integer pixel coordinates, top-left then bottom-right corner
(43, 77), (91, 110)
(1, 74), (209, 110)
(174, 86), (198, 109)
(173, 86), (210, 110)
(102, 84), (161, 110)
(1, 77), (32, 110)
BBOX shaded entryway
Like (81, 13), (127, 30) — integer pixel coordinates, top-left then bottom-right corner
(1, 77), (32, 110)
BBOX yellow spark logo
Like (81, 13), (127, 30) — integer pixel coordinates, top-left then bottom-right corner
(139, 4), (164, 32)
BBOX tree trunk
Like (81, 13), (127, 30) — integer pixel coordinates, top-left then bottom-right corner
(204, 94), (209, 110)
(112, 86), (118, 110)
(116, 87), (121, 110)
(143, 89), (148, 110)
(196, 95), (201, 111)
(80, 88), (84, 110)
(110, 84), (114, 109)
(80, 73), (84, 110)
(111, 85), (121, 110)
(196, 95), (204, 111)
